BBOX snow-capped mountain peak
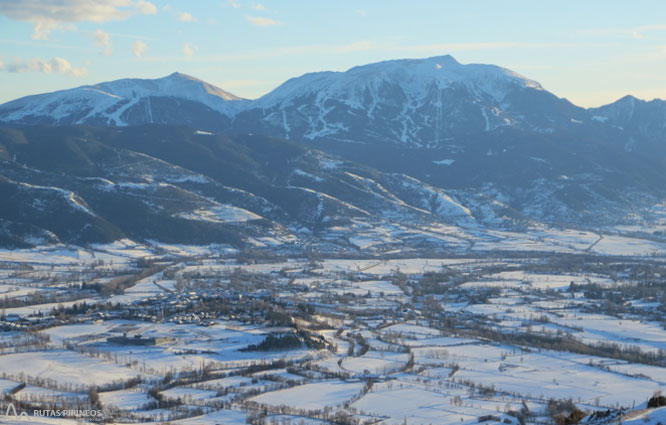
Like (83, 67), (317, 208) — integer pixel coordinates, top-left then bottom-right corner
(345, 54), (543, 90)
(241, 55), (573, 146)
(0, 72), (244, 126)
(94, 72), (243, 102)
(255, 55), (543, 109)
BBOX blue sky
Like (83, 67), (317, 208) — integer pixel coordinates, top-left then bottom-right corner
(1, 0), (666, 106)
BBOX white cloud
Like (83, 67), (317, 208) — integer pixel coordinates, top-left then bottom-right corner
(176, 12), (198, 22)
(131, 40), (147, 58)
(136, 0), (157, 15)
(31, 21), (62, 40)
(183, 42), (198, 58)
(245, 15), (282, 27)
(94, 28), (113, 56)
(0, 0), (157, 39)
(228, 0), (240, 8)
(355, 9), (366, 17)
(253, 3), (265, 11)
(5, 56), (87, 77)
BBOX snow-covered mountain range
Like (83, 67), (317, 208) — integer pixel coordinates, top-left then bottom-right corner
(1, 55), (666, 247)
(0, 55), (589, 141)
(1, 54), (662, 150)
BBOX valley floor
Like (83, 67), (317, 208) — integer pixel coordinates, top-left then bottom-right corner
(1, 227), (666, 425)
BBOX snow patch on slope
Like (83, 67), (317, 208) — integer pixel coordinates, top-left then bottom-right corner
(175, 204), (261, 223)
(394, 174), (476, 224)
(19, 182), (94, 215)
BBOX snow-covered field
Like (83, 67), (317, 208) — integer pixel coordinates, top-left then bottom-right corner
(249, 380), (365, 411)
(0, 350), (146, 388)
(1, 229), (666, 424)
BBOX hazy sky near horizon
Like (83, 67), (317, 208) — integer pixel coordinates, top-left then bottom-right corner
(1, 1), (666, 107)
